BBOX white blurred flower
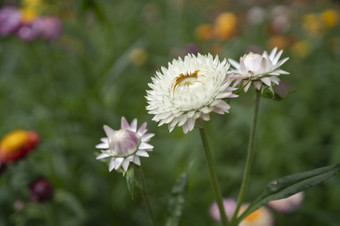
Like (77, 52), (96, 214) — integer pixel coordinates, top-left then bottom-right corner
(247, 7), (267, 25)
(96, 117), (154, 172)
(146, 53), (237, 134)
(268, 191), (304, 213)
(229, 47), (289, 92)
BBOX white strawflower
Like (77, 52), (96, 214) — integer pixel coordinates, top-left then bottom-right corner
(229, 47), (289, 92)
(146, 53), (237, 134)
(96, 117), (154, 172)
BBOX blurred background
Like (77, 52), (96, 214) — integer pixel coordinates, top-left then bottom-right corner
(0, 0), (340, 225)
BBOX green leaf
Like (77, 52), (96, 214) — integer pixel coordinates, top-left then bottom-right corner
(125, 167), (135, 200)
(165, 173), (188, 226)
(237, 164), (340, 224)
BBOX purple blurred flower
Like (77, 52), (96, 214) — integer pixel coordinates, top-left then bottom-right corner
(185, 43), (199, 55)
(29, 178), (53, 203)
(32, 16), (62, 40)
(0, 6), (22, 37)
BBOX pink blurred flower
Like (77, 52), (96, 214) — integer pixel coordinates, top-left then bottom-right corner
(268, 192), (304, 213)
(210, 198), (237, 221)
(17, 24), (38, 41)
(32, 16), (62, 40)
(0, 6), (22, 37)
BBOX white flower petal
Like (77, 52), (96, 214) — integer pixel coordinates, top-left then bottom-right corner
(130, 119), (138, 132)
(141, 133), (155, 142)
(95, 143), (109, 149)
(122, 159), (130, 171)
(133, 156), (141, 165)
(136, 150), (149, 157)
(96, 152), (110, 160)
(103, 125), (115, 139)
(121, 117), (130, 130)
(139, 143), (154, 150)
(114, 158), (124, 170)
(109, 158), (116, 172)
(261, 77), (272, 86)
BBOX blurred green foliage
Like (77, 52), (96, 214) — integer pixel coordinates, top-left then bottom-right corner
(1, 0), (340, 225)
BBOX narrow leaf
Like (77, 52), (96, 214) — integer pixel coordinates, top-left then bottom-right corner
(237, 164), (340, 223)
(165, 173), (188, 226)
(125, 167), (135, 200)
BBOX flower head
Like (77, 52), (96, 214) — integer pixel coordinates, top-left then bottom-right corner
(0, 130), (39, 164)
(96, 117), (154, 172)
(268, 191), (304, 213)
(229, 47), (289, 92)
(146, 53), (237, 133)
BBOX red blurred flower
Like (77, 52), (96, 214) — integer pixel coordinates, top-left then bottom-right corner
(29, 178), (53, 203)
(0, 130), (39, 164)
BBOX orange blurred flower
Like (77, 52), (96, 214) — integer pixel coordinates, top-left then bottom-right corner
(213, 12), (237, 41)
(195, 23), (214, 41)
(268, 35), (288, 50)
(302, 13), (323, 37)
(0, 130), (39, 164)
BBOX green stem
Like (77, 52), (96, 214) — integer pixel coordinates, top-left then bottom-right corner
(199, 126), (229, 226)
(231, 91), (261, 225)
(136, 167), (157, 226)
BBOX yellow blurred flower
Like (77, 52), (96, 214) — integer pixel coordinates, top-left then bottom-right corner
(195, 24), (214, 41)
(0, 130), (39, 164)
(302, 13), (323, 37)
(22, 0), (43, 10)
(20, 7), (38, 24)
(213, 12), (237, 41)
(20, 0), (45, 23)
(129, 48), (148, 66)
(291, 40), (310, 58)
(321, 9), (339, 28)
(268, 35), (288, 50)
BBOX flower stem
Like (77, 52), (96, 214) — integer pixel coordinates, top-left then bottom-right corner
(136, 167), (157, 226)
(231, 90), (261, 225)
(199, 126), (229, 226)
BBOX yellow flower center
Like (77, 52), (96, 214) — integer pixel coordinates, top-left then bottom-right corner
(0, 130), (28, 154)
(172, 70), (202, 91)
(244, 209), (262, 223)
